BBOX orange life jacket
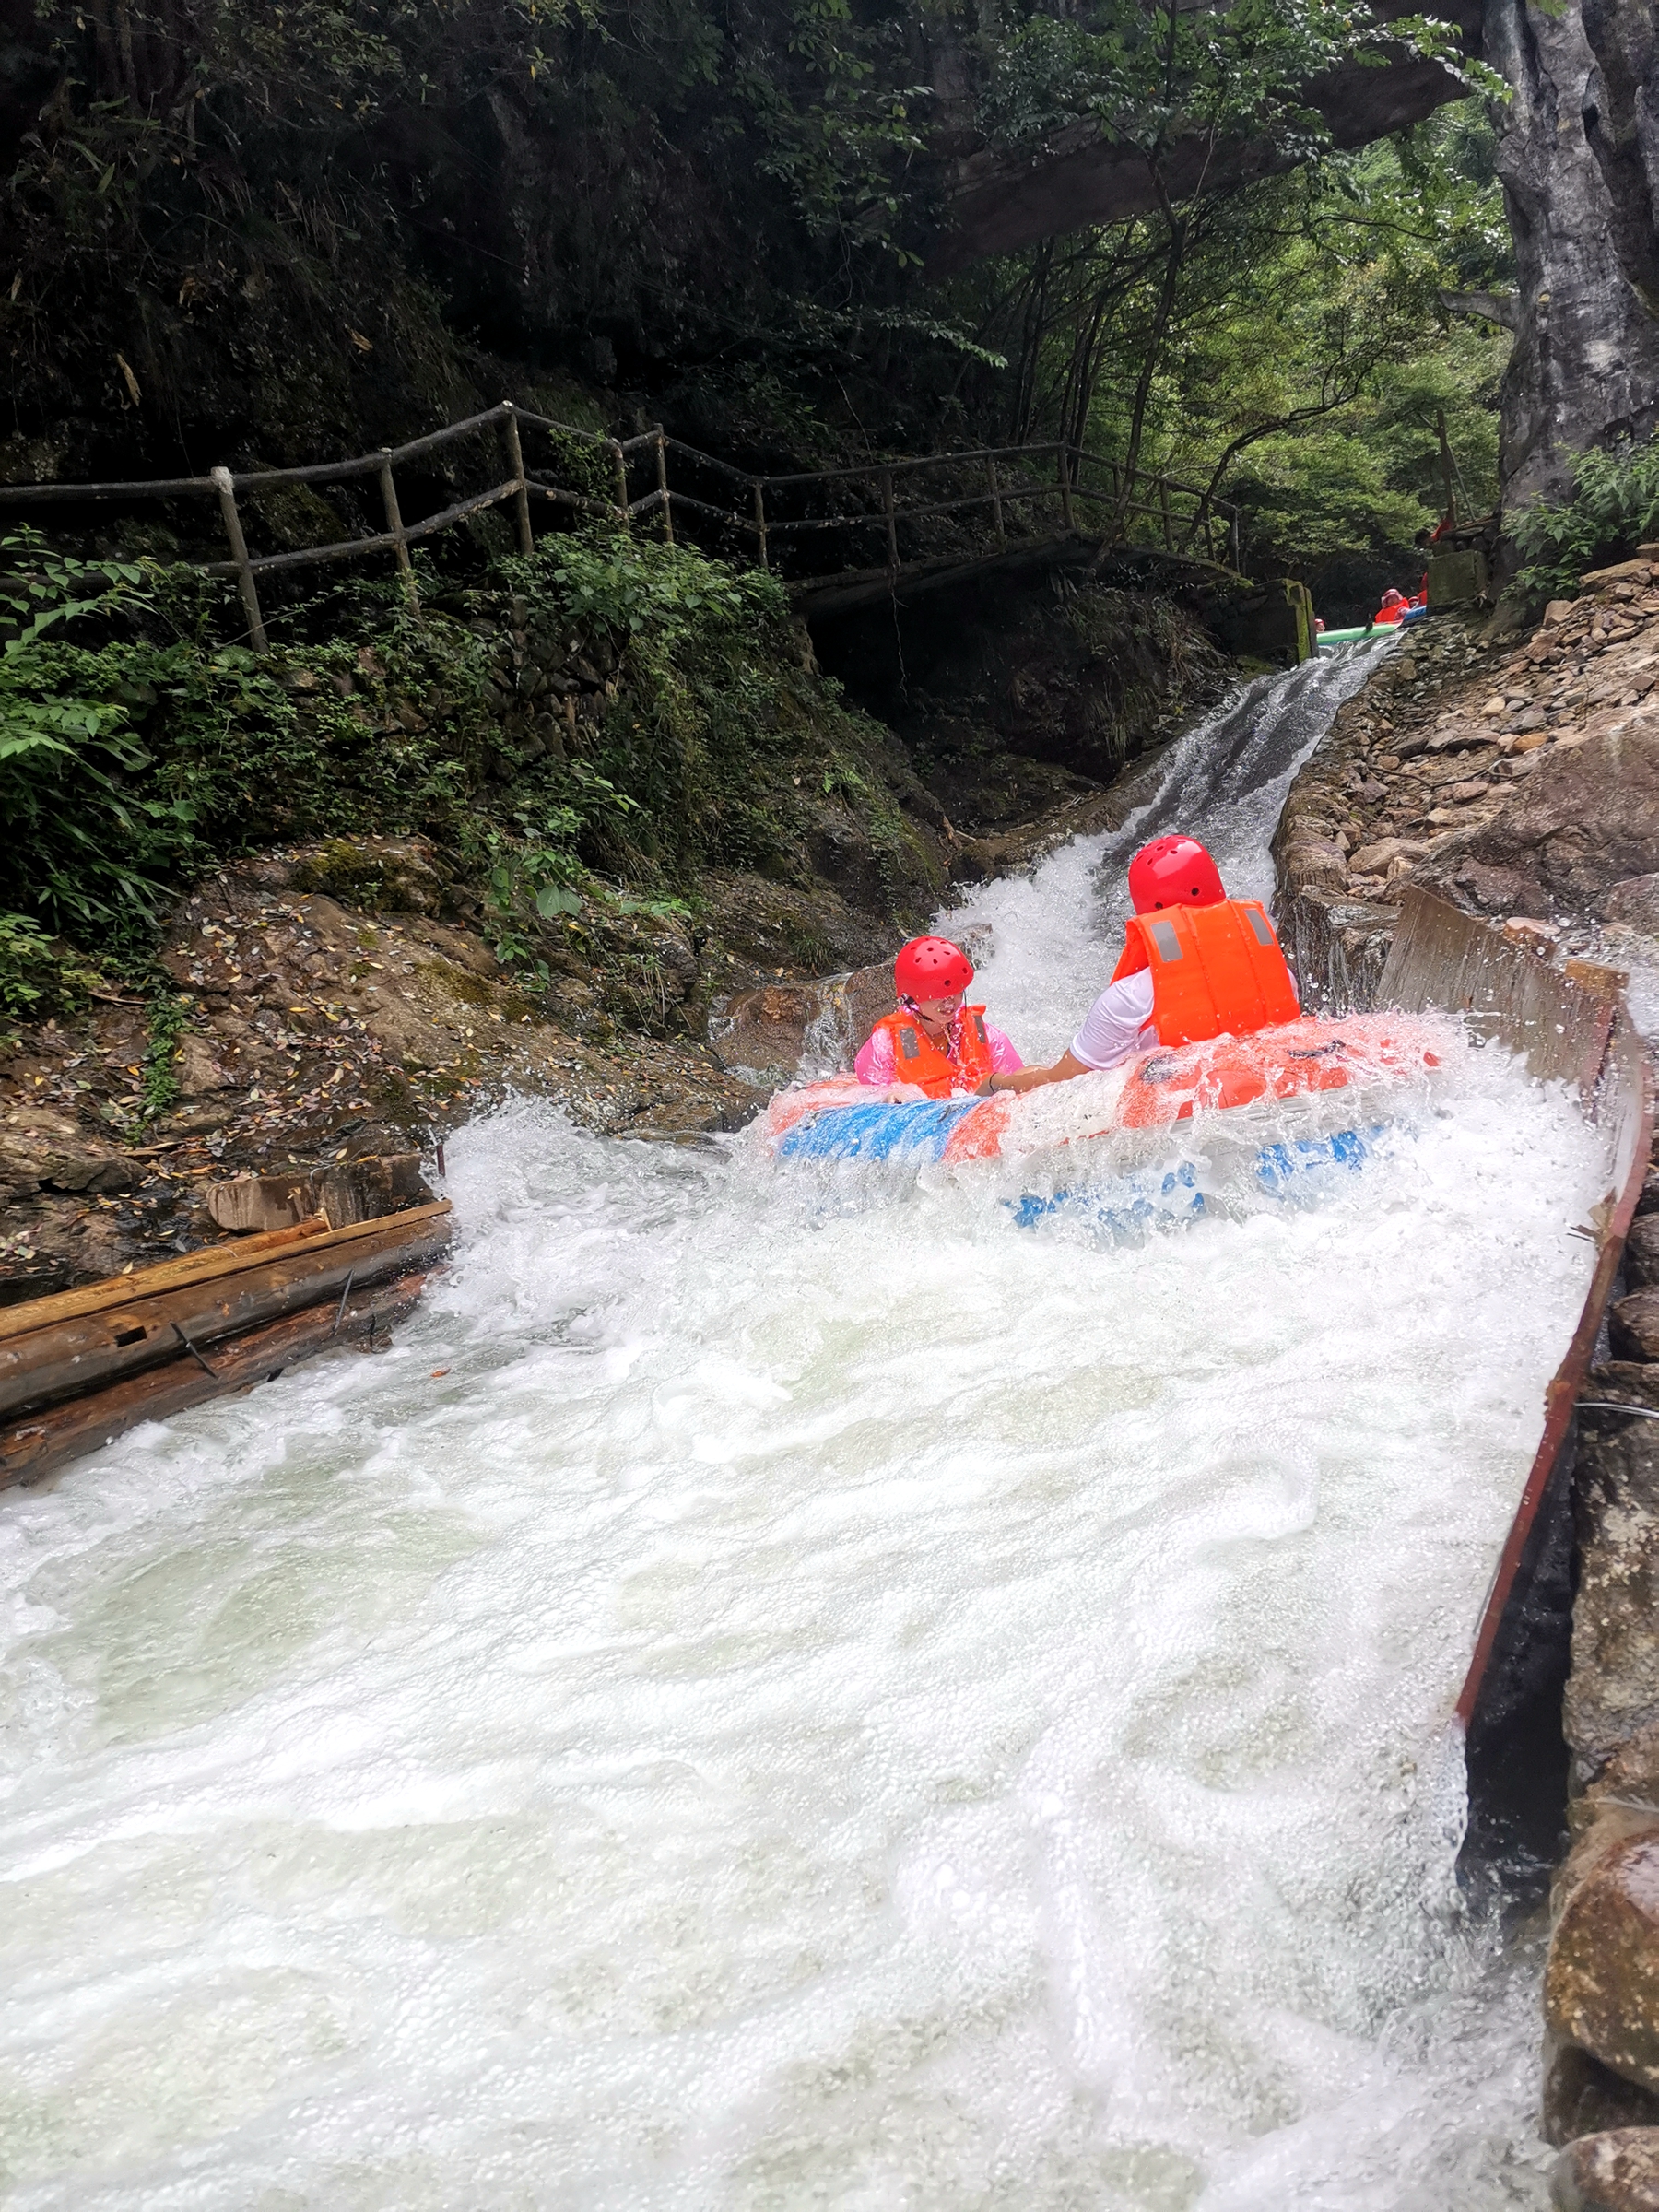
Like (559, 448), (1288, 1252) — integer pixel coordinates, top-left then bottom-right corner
(873, 1004), (996, 1098)
(1110, 899), (1299, 1049)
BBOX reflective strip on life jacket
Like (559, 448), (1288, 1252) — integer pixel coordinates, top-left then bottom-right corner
(873, 1005), (995, 1098)
(1110, 900), (1299, 1049)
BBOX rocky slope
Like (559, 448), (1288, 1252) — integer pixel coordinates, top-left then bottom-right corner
(1276, 550), (1659, 1006)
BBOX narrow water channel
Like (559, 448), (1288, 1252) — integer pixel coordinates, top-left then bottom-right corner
(0, 654), (1606, 2208)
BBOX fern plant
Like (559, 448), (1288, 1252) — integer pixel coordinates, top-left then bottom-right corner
(1514, 435), (1659, 598)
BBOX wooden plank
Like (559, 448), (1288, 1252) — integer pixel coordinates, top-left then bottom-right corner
(1379, 885), (1615, 1100)
(0, 1269), (439, 1493)
(0, 1201), (450, 1342)
(0, 1208), (453, 1417)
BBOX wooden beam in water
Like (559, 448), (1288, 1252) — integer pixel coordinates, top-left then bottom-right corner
(0, 1205), (454, 1419)
(0, 1201), (450, 1343)
(0, 1268), (439, 1493)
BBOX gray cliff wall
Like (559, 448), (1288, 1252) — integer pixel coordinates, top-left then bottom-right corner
(1488, 0), (1659, 512)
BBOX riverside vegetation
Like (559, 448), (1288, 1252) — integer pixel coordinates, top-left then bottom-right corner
(0, 513), (1229, 1299)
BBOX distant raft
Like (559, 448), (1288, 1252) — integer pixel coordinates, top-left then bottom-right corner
(764, 1014), (1444, 1167)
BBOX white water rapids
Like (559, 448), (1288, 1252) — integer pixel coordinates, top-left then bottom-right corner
(0, 651), (1610, 2207)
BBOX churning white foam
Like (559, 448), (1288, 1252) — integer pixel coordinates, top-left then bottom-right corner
(0, 644), (1599, 2207)
(0, 1048), (1601, 2207)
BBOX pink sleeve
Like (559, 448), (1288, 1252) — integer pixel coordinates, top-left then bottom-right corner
(854, 1028), (897, 1086)
(985, 1022), (1024, 1074)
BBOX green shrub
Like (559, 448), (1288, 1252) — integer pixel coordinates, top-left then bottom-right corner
(1515, 434), (1659, 598)
(0, 524), (923, 988)
(0, 912), (61, 1019)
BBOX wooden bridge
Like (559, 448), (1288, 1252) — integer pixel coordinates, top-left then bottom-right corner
(0, 401), (1242, 649)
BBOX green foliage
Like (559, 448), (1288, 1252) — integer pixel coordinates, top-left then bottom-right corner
(0, 530), (202, 931)
(934, 100), (1510, 593)
(985, 0), (1376, 166)
(0, 524), (924, 982)
(535, 537), (789, 640)
(140, 993), (192, 1123)
(0, 913), (62, 1021)
(1514, 434), (1659, 598)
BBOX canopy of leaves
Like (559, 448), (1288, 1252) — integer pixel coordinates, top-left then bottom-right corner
(1, 3), (1497, 486)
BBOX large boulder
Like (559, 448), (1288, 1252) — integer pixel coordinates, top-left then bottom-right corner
(708, 924), (996, 1084)
(1552, 2128), (1659, 2209)
(1547, 1825), (1659, 2099)
(1612, 1289), (1659, 1360)
(1624, 1218), (1659, 1289)
(1488, 0), (1659, 518)
(1427, 713), (1659, 923)
(0, 1104), (135, 1197)
(710, 961), (897, 1085)
(1547, 2041), (1659, 2148)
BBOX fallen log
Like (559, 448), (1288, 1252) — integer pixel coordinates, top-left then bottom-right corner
(0, 1266), (438, 1492)
(0, 1213), (334, 1341)
(0, 1201), (453, 1418)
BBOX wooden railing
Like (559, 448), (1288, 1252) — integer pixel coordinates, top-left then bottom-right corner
(0, 400), (1242, 647)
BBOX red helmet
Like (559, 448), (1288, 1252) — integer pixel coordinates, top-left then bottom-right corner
(1127, 836), (1225, 913)
(894, 935), (974, 1002)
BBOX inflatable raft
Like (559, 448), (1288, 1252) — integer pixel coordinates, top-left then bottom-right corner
(764, 1013), (1444, 1166)
(1315, 605), (1428, 653)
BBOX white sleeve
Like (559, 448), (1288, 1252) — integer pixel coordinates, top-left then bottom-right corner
(1069, 971), (1158, 1070)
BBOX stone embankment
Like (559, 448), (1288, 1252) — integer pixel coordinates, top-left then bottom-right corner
(1276, 550), (1659, 1008)
(1275, 556), (1659, 2212)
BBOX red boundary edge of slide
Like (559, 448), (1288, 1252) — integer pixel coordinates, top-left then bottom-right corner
(1453, 1014), (1655, 1734)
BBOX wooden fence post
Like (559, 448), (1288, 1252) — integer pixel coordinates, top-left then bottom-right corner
(611, 441), (629, 531)
(654, 429), (674, 547)
(377, 451), (420, 618)
(880, 467), (898, 571)
(985, 454), (1006, 547)
(1056, 445), (1076, 532)
(210, 466), (267, 652)
(501, 403), (535, 557)
(752, 481), (769, 570)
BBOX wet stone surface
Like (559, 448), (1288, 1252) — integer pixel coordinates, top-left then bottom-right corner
(1550, 2125), (1659, 2210)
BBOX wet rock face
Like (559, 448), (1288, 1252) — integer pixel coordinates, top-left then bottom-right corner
(1432, 719), (1659, 918)
(1565, 1416), (1659, 1787)
(712, 963), (895, 1088)
(710, 924), (997, 1086)
(1547, 1826), (1659, 2100)
(1551, 2125), (1659, 2209)
(1488, 0), (1659, 512)
(824, 578), (1232, 810)
(1547, 2041), (1659, 2150)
